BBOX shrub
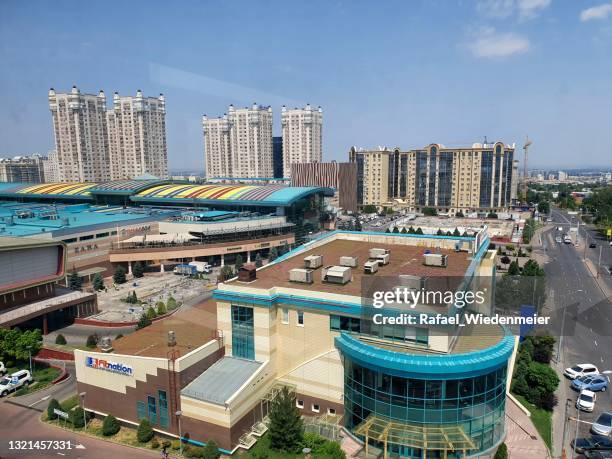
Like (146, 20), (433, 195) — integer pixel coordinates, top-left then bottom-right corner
(157, 302), (167, 316)
(113, 265), (127, 284)
(92, 273), (105, 291)
(137, 313), (151, 329)
(268, 247), (278, 262)
(423, 207), (437, 216)
(255, 253), (263, 268)
(539, 392), (558, 411)
(162, 440), (172, 450)
(318, 441), (346, 458)
(166, 296), (177, 310)
(47, 398), (61, 420)
(235, 254), (244, 271)
(151, 437), (160, 449)
(137, 419), (154, 443)
(85, 334), (97, 348)
(55, 334), (67, 345)
(171, 440), (181, 450)
(186, 446), (204, 458)
(115, 333), (123, 340)
(133, 261), (144, 278)
(202, 440), (221, 459)
(70, 407), (86, 428)
(494, 443), (508, 459)
(102, 414), (120, 436)
(68, 270), (82, 291)
(146, 306), (157, 320)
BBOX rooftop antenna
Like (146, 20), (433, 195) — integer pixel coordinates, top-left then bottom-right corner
(483, 136), (488, 146)
(522, 135), (532, 203)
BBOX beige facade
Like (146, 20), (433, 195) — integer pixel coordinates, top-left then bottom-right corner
(203, 104), (273, 179)
(42, 150), (59, 182)
(281, 105), (323, 178)
(107, 91), (168, 180)
(49, 87), (110, 182)
(350, 142), (516, 213)
(0, 155), (45, 183)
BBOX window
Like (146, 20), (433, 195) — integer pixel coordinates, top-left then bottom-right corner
(231, 305), (255, 360)
(312, 404), (320, 413)
(136, 401), (146, 420)
(296, 400), (304, 409)
(282, 308), (289, 324)
(328, 408), (336, 415)
(297, 311), (304, 326)
(158, 390), (169, 428)
(147, 395), (157, 424)
(79, 234), (94, 241)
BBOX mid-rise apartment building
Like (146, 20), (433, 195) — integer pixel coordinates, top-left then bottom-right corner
(281, 105), (322, 178)
(0, 155), (46, 183)
(107, 91), (168, 180)
(42, 150), (59, 182)
(203, 104), (273, 179)
(350, 142), (516, 213)
(49, 87), (110, 182)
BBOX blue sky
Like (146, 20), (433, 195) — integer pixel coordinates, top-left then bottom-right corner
(1, 0), (611, 171)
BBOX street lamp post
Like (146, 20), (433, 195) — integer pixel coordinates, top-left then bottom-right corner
(572, 400), (581, 459)
(175, 410), (183, 456)
(79, 392), (87, 432)
(27, 346), (33, 375)
(561, 398), (572, 459)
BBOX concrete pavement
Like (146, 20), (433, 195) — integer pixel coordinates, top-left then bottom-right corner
(504, 396), (550, 459)
(7, 363), (76, 411)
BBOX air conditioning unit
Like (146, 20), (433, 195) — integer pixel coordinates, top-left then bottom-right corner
(375, 253), (390, 265)
(340, 256), (358, 267)
(321, 266), (352, 285)
(369, 248), (390, 258)
(290, 268), (313, 284)
(424, 253), (448, 267)
(398, 275), (428, 290)
(364, 260), (379, 274)
(304, 255), (323, 269)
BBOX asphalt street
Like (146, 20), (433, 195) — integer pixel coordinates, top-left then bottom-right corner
(6, 363), (76, 412)
(541, 210), (612, 458)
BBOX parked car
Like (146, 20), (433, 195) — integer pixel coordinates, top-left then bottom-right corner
(590, 243), (597, 248)
(555, 236), (562, 243)
(0, 370), (33, 397)
(0, 361), (5, 375)
(565, 363), (599, 379)
(591, 412), (612, 437)
(571, 435), (612, 454)
(577, 390), (597, 412)
(572, 375), (609, 392)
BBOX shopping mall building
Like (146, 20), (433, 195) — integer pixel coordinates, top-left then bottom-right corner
(74, 230), (516, 458)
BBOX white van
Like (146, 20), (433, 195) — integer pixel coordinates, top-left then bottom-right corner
(0, 370), (33, 396)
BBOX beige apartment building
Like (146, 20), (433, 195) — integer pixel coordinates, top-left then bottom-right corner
(203, 104), (273, 179)
(281, 104), (323, 178)
(49, 87), (110, 182)
(107, 91), (168, 180)
(42, 150), (59, 182)
(350, 142), (517, 213)
(0, 155), (46, 183)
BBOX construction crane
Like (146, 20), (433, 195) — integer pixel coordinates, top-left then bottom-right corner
(522, 136), (532, 203)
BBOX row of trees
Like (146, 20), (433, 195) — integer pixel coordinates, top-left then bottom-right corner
(0, 328), (42, 366)
(386, 226), (471, 237)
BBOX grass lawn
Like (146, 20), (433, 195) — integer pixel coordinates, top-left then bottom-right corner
(513, 393), (553, 451)
(243, 434), (301, 459)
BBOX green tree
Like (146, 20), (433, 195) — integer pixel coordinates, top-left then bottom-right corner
(102, 414), (121, 436)
(522, 259), (544, 277)
(538, 201), (550, 214)
(529, 335), (556, 364)
(400, 227), (407, 234)
(71, 407), (87, 428)
(47, 398), (61, 420)
(268, 386), (303, 452)
(137, 419), (154, 443)
(392, 226), (399, 233)
(415, 227), (423, 235)
(146, 306), (157, 320)
(453, 227), (461, 236)
(268, 247), (278, 262)
(92, 273), (105, 291)
(132, 262), (144, 278)
(0, 328), (42, 363)
(220, 265), (235, 281)
(507, 260), (520, 275)
(455, 210), (465, 218)
(113, 265), (127, 284)
(500, 256), (511, 266)
(494, 443), (508, 459)
(137, 313), (151, 329)
(86, 334), (97, 348)
(362, 204), (377, 214)
(255, 253), (263, 268)
(408, 226), (415, 234)
(202, 440), (221, 459)
(436, 229), (444, 235)
(157, 302), (167, 316)
(487, 212), (498, 219)
(423, 207), (437, 216)
(527, 361), (559, 395)
(235, 254), (244, 271)
(68, 269), (82, 291)
(55, 334), (67, 345)
(385, 227), (390, 233)
(166, 296), (178, 310)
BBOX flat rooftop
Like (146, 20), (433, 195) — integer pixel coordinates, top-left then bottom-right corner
(181, 357), (262, 405)
(230, 238), (472, 297)
(111, 299), (217, 358)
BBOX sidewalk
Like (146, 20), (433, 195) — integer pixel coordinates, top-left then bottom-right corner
(504, 396), (550, 459)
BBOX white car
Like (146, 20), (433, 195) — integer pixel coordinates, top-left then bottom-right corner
(564, 363), (599, 380)
(0, 370), (33, 397)
(577, 389), (596, 412)
(0, 361), (6, 375)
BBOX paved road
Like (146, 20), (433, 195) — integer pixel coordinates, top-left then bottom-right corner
(7, 363), (76, 411)
(539, 210), (612, 458)
(0, 402), (158, 459)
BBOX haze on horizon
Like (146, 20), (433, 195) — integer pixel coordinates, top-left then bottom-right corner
(1, 0), (611, 172)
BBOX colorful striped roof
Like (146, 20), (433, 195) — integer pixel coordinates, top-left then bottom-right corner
(89, 179), (168, 195)
(0, 183), (96, 199)
(131, 184), (332, 206)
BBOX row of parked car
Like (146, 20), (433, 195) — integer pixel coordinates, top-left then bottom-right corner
(0, 361), (33, 397)
(564, 363), (612, 457)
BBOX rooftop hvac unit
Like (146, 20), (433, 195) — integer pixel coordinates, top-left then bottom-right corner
(167, 331), (177, 347)
(364, 260), (379, 274)
(99, 336), (113, 353)
(339, 256), (358, 267)
(238, 263), (257, 282)
(304, 255), (323, 269)
(369, 248), (390, 258)
(374, 253), (390, 265)
(398, 275), (428, 290)
(322, 265), (352, 285)
(290, 268), (313, 284)
(424, 253), (448, 267)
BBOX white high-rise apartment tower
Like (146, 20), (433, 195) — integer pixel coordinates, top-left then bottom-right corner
(48, 86), (110, 182)
(203, 104), (273, 179)
(281, 104), (323, 178)
(107, 90), (168, 180)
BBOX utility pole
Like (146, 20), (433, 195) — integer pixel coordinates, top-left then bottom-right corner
(522, 136), (532, 203)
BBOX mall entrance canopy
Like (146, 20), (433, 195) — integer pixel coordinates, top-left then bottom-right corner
(354, 415), (476, 458)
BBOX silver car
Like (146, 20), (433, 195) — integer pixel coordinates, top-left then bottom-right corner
(591, 412), (612, 436)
